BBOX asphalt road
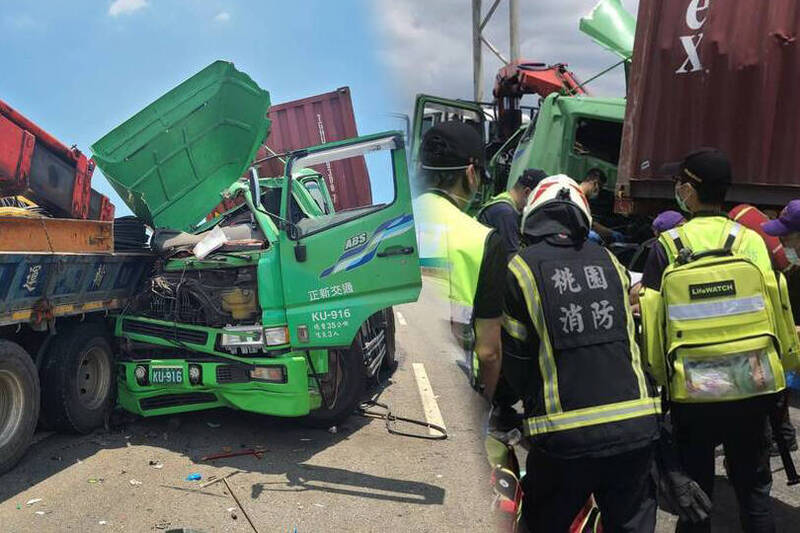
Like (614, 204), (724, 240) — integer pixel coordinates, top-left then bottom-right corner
(0, 277), (496, 533)
(2, 276), (800, 532)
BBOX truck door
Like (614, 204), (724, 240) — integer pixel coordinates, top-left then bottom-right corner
(278, 133), (421, 348)
(409, 95), (486, 170)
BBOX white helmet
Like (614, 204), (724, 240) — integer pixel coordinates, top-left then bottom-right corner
(521, 174), (592, 232)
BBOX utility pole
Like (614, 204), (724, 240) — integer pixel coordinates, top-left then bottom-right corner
(472, 0), (521, 102)
(472, 0), (483, 102)
(509, 0), (520, 62)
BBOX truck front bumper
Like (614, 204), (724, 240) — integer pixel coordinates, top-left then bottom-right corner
(117, 354), (322, 418)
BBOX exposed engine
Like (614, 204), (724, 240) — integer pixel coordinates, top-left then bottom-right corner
(129, 267), (259, 328)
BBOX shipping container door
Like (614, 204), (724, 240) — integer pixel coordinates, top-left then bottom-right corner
(409, 95), (486, 169)
(279, 133), (421, 348)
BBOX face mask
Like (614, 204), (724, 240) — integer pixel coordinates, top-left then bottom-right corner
(785, 247), (800, 265)
(675, 185), (690, 213)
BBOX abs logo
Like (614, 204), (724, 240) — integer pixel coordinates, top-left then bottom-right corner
(676, 0), (711, 74)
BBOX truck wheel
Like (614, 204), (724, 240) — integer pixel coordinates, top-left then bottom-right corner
(41, 323), (114, 434)
(381, 308), (397, 372)
(303, 335), (366, 428)
(0, 340), (40, 475)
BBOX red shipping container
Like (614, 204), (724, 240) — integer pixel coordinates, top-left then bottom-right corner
(618, 0), (800, 210)
(255, 87), (372, 210)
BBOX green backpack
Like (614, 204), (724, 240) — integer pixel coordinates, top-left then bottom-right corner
(641, 222), (798, 403)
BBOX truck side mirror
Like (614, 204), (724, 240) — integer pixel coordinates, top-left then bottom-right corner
(248, 168), (262, 210)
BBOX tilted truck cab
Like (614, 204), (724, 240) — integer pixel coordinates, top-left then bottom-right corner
(92, 61), (422, 424)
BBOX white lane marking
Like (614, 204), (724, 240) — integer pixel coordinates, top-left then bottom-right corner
(412, 363), (446, 436)
(396, 311), (407, 326)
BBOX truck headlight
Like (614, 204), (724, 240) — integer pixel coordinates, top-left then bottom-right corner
(263, 326), (289, 346)
(250, 366), (286, 383)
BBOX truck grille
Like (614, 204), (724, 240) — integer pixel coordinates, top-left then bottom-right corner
(139, 392), (216, 411)
(216, 365), (251, 384)
(122, 319), (208, 345)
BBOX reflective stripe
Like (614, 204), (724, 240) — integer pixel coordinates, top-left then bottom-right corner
(523, 397), (661, 436)
(450, 301), (473, 325)
(668, 295), (765, 320)
(508, 255), (562, 413)
(502, 313), (528, 341)
(605, 250), (650, 400)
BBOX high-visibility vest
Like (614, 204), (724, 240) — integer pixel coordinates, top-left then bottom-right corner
(414, 191), (493, 325)
(640, 216), (800, 403)
(506, 238), (660, 455)
(476, 191), (518, 222)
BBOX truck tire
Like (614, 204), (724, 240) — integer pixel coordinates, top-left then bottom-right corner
(0, 340), (40, 475)
(381, 308), (397, 372)
(303, 334), (366, 428)
(41, 323), (115, 434)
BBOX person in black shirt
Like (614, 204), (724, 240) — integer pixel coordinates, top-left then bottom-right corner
(477, 168), (546, 258)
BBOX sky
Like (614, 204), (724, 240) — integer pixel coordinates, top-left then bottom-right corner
(0, 0), (397, 215)
(2, 0), (639, 217)
(371, 0), (639, 108)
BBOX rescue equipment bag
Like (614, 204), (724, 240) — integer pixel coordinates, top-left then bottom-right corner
(641, 221), (800, 403)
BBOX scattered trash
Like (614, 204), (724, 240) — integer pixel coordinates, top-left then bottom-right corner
(328, 426), (338, 434)
(16, 503), (21, 510)
(436, 474), (443, 478)
(99, 520), (108, 525)
(35, 511), (45, 516)
(200, 471), (236, 488)
(87, 478), (104, 484)
(206, 422), (222, 428)
(313, 503), (325, 508)
(129, 479), (143, 486)
(186, 473), (202, 481)
(26, 498), (42, 506)
(299, 438), (312, 442)
(226, 507), (236, 513)
(154, 519), (171, 530)
(149, 460), (164, 469)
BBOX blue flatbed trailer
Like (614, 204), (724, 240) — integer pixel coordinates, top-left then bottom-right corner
(0, 217), (150, 474)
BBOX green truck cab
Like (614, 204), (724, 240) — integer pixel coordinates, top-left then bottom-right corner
(92, 62), (422, 425)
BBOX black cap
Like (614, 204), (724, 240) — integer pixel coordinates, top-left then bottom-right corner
(420, 121), (485, 170)
(517, 168), (547, 189)
(659, 148), (732, 192)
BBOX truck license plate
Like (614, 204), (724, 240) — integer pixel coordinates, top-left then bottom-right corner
(150, 366), (183, 385)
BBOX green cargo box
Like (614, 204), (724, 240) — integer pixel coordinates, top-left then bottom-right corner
(91, 61), (271, 231)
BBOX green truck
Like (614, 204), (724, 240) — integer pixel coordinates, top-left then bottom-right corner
(92, 61), (422, 425)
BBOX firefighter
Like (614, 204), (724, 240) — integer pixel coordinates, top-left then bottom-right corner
(476, 168), (547, 258)
(413, 121), (506, 399)
(502, 174), (661, 532)
(640, 148), (800, 532)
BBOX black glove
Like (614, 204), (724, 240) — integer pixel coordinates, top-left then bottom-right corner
(659, 470), (712, 524)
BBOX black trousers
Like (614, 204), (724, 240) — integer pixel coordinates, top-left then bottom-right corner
(672, 403), (775, 533)
(522, 445), (657, 533)
(766, 389), (797, 448)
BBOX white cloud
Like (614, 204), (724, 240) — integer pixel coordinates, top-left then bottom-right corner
(108, 0), (148, 17)
(214, 11), (231, 23)
(370, 0), (639, 110)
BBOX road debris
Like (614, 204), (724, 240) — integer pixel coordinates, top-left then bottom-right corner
(149, 460), (164, 469)
(207, 422), (222, 428)
(35, 511), (46, 516)
(154, 519), (171, 530)
(185, 473), (202, 481)
(26, 498), (42, 506)
(200, 471), (237, 488)
(201, 448), (265, 461)
(129, 479), (143, 486)
(87, 477), (104, 484)
(98, 520), (108, 525)
(223, 478), (258, 533)
(328, 426), (338, 434)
